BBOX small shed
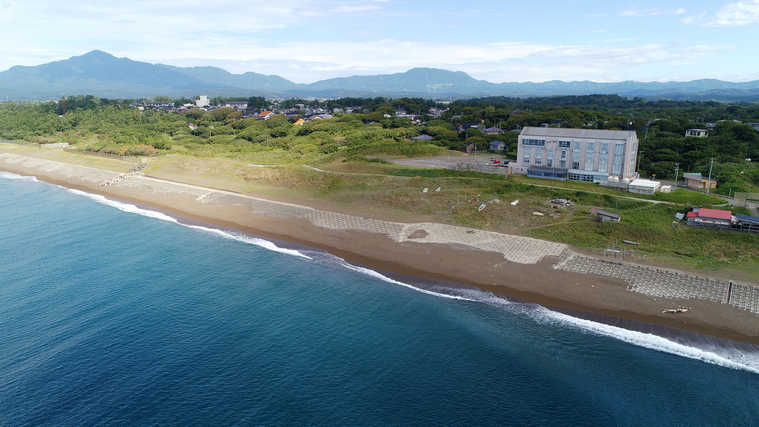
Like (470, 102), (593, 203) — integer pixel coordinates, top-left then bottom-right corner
(683, 173), (717, 190)
(597, 210), (621, 222)
(628, 179), (661, 195)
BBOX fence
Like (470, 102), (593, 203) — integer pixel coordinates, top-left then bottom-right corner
(734, 192), (759, 207)
(62, 147), (155, 163)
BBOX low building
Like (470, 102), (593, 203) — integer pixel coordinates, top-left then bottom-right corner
(683, 173), (717, 190)
(686, 208), (732, 230)
(597, 210), (621, 222)
(628, 179), (661, 195)
(685, 129), (709, 137)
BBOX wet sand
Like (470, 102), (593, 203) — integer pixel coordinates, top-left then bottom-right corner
(2, 149), (758, 344)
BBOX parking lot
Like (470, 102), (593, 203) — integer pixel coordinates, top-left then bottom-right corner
(388, 154), (509, 169)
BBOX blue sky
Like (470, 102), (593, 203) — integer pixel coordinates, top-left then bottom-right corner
(1, 0), (759, 83)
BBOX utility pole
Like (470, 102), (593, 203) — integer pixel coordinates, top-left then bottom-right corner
(706, 158), (715, 195)
(674, 163), (679, 185)
(636, 151), (644, 175)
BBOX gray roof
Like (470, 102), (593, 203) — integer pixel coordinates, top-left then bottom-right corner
(736, 214), (759, 224)
(597, 210), (621, 219)
(413, 134), (434, 141)
(519, 127), (635, 141)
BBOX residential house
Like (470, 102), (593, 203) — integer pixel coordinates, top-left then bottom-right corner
(489, 141), (506, 151)
(257, 111), (274, 120)
(483, 127), (505, 135)
(225, 101), (248, 110)
(685, 129), (709, 137)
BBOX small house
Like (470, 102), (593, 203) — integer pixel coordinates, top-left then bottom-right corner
(257, 111), (274, 120)
(685, 129), (709, 137)
(489, 140), (506, 151)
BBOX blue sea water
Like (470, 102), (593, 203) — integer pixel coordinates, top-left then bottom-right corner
(1, 172), (758, 427)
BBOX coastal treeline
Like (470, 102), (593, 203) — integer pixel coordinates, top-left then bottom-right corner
(0, 94), (758, 194)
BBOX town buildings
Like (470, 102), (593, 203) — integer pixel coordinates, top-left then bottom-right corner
(513, 127), (639, 182)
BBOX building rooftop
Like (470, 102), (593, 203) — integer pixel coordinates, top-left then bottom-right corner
(692, 208), (732, 220)
(629, 179), (660, 188)
(520, 127), (636, 141)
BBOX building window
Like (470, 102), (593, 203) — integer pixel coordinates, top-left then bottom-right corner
(584, 141), (595, 171)
(560, 160), (566, 168)
(523, 147), (531, 166)
(522, 138), (546, 146)
(535, 149), (543, 166)
(546, 149), (554, 167)
(629, 141), (638, 176)
(598, 142), (609, 172)
(558, 140), (571, 148)
(612, 143), (624, 174)
(572, 143), (581, 170)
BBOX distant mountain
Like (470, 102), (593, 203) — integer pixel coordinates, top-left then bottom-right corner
(2, 50), (759, 101)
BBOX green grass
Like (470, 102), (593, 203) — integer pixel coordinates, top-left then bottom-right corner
(528, 202), (759, 272)
(653, 189), (724, 205)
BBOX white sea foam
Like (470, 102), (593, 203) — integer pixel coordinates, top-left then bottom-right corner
(338, 261), (475, 301)
(0, 171), (38, 182)
(534, 306), (759, 375)
(65, 188), (311, 260)
(333, 259), (759, 374)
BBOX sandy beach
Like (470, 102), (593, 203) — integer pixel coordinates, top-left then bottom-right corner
(2, 147), (758, 344)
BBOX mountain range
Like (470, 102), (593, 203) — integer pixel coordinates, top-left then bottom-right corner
(2, 50), (759, 102)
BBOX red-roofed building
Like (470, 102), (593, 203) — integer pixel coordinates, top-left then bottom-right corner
(686, 208), (733, 230)
(257, 111), (274, 120)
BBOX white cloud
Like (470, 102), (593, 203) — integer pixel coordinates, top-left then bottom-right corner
(621, 8), (687, 17)
(709, 0), (759, 26)
(148, 40), (734, 84)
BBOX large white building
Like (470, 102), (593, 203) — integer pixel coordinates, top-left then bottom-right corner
(513, 127), (639, 182)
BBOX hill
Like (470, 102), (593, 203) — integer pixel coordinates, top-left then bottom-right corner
(2, 50), (759, 101)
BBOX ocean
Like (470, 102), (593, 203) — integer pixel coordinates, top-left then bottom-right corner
(1, 171), (758, 426)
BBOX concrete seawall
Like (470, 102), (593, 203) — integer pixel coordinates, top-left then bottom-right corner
(554, 250), (759, 314)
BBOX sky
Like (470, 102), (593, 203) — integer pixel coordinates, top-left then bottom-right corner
(1, 0), (759, 84)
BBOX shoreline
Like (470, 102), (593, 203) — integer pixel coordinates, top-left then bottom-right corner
(2, 149), (759, 345)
